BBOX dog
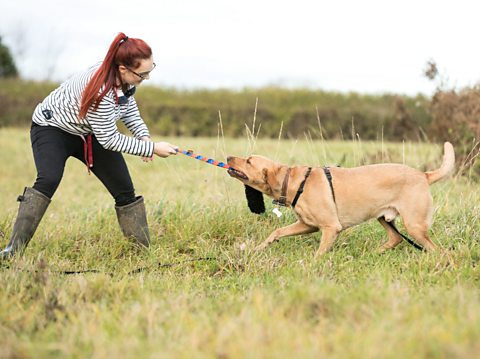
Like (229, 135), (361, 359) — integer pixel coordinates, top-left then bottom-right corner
(227, 142), (455, 257)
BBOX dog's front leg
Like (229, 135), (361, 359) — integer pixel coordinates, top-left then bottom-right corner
(315, 227), (341, 257)
(255, 220), (318, 251)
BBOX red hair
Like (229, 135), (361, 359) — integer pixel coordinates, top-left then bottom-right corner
(79, 32), (152, 118)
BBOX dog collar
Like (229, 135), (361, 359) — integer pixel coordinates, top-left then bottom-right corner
(272, 167), (291, 207)
(273, 167), (313, 208)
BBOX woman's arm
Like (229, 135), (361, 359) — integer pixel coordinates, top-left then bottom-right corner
(120, 97), (151, 139)
(86, 97), (155, 157)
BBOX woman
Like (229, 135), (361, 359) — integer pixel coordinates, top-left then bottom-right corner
(0, 32), (178, 258)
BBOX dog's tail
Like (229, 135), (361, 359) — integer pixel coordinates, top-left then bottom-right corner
(425, 142), (455, 185)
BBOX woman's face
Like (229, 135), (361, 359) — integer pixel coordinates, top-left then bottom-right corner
(118, 57), (156, 86)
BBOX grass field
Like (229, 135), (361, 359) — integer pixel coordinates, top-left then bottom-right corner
(0, 127), (479, 358)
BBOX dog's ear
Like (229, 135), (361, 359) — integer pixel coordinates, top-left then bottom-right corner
(244, 185), (265, 214)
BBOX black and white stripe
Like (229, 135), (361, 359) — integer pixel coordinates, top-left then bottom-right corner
(32, 63), (154, 157)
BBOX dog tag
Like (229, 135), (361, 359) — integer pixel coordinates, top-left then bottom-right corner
(272, 207), (282, 218)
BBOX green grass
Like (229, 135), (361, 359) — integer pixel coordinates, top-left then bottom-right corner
(0, 127), (479, 358)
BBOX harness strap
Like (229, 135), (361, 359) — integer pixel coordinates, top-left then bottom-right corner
(83, 133), (93, 174)
(292, 167), (313, 208)
(323, 167), (336, 203)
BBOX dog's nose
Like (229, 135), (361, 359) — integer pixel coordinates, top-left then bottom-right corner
(227, 156), (233, 162)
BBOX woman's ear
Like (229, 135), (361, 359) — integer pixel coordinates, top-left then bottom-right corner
(244, 185), (265, 214)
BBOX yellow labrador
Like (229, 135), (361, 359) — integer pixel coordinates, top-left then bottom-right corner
(227, 142), (454, 256)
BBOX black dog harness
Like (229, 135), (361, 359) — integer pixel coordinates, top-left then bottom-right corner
(323, 167), (336, 204)
(273, 166), (315, 208)
(273, 166), (335, 209)
(292, 167), (313, 207)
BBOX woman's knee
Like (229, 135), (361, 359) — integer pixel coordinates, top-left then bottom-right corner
(33, 173), (63, 199)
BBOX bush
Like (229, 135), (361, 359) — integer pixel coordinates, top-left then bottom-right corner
(135, 86), (431, 141)
(429, 87), (480, 176)
(424, 60), (480, 177)
(0, 80), (432, 143)
(0, 79), (56, 126)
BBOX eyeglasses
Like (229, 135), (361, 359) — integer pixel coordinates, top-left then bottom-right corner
(125, 62), (156, 80)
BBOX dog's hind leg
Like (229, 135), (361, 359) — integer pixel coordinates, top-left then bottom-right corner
(255, 220), (318, 251)
(402, 219), (437, 251)
(377, 217), (403, 252)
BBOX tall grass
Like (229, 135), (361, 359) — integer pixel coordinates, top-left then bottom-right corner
(0, 128), (479, 358)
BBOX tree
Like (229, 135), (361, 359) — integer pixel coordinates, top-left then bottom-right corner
(0, 36), (18, 78)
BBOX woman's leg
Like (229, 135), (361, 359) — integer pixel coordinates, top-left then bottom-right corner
(73, 135), (149, 247)
(83, 136), (136, 206)
(1, 124), (74, 258)
(30, 124), (72, 198)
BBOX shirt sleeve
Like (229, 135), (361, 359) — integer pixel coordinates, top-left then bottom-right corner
(86, 96), (154, 157)
(121, 97), (151, 139)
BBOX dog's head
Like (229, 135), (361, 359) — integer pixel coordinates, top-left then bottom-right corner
(227, 155), (285, 214)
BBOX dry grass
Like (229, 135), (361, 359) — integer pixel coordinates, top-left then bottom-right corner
(0, 128), (479, 358)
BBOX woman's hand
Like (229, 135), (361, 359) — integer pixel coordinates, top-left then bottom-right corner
(153, 141), (178, 158)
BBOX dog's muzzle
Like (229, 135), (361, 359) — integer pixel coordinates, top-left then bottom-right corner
(227, 167), (248, 180)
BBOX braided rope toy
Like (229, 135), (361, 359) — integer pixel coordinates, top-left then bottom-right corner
(176, 148), (232, 170)
(176, 148), (268, 215)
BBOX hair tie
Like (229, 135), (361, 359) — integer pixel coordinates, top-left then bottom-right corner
(120, 36), (129, 44)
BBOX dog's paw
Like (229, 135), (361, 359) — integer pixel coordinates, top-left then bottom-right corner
(313, 250), (327, 259)
(377, 246), (388, 254)
(254, 242), (269, 251)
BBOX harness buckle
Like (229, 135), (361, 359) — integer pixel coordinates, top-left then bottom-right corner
(272, 196), (287, 207)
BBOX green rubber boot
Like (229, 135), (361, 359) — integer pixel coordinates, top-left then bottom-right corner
(0, 187), (51, 259)
(115, 196), (150, 248)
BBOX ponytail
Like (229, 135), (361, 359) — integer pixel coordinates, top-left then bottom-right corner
(79, 32), (152, 119)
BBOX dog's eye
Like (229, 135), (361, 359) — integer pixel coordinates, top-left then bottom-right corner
(246, 158), (251, 165)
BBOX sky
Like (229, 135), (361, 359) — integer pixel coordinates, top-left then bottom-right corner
(1, 0), (479, 96)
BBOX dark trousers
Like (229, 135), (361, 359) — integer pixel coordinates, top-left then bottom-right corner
(30, 122), (136, 206)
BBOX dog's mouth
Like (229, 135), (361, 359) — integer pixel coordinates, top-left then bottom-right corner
(227, 167), (248, 180)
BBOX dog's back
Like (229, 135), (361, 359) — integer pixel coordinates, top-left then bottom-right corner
(326, 142), (454, 228)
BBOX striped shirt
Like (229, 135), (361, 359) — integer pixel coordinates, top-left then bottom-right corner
(32, 63), (154, 157)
